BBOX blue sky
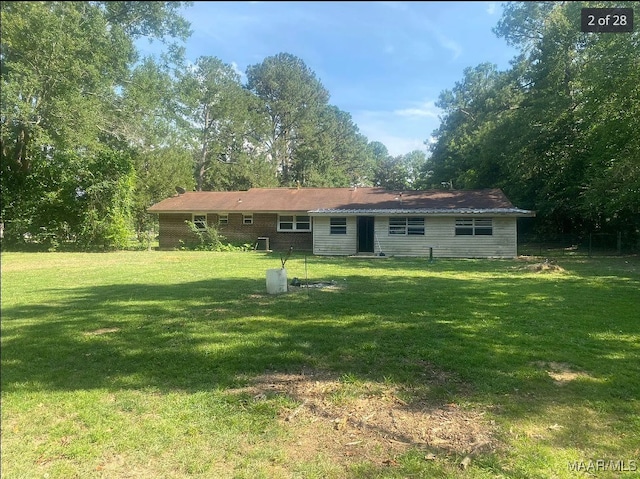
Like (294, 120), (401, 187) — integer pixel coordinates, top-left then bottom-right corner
(138, 1), (520, 156)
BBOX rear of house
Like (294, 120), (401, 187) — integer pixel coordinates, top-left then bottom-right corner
(147, 187), (535, 258)
(311, 214), (519, 258)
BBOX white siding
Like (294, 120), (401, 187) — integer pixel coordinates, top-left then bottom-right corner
(375, 218), (433, 256)
(313, 216), (357, 256)
(312, 215), (518, 258)
(422, 216), (517, 258)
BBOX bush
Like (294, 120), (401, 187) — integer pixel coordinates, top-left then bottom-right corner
(182, 221), (253, 252)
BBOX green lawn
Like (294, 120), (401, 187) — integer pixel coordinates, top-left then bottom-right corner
(2, 251), (639, 478)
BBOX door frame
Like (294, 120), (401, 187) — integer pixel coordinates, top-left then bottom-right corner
(357, 216), (375, 253)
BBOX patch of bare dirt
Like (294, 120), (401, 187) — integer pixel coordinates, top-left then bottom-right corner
(516, 257), (566, 273)
(532, 361), (594, 386)
(231, 366), (500, 469)
(287, 280), (345, 293)
(83, 328), (120, 336)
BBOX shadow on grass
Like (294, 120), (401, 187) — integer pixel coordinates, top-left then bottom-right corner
(2, 258), (639, 431)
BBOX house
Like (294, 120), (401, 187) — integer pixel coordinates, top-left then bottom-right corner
(147, 187), (535, 258)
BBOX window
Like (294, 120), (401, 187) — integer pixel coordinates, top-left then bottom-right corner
(279, 215), (294, 230)
(454, 218), (473, 236)
(330, 217), (347, 235)
(407, 217), (425, 235)
(278, 215), (311, 232)
(296, 215), (311, 231)
(193, 214), (207, 231)
(243, 214), (253, 225)
(218, 214), (228, 225)
(389, 217), (406, 235)
(388, 217), (425, 236)
(474, 218), (493, 235)
(455, 218), (493, 236)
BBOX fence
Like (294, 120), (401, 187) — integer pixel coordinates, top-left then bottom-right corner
(518, 232), (636, 257)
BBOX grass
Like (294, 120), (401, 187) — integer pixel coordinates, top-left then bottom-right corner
(1, 251), (639, 478)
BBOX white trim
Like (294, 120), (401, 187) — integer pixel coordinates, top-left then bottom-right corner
(455, 217), (493, 236)
(277, 214), (312, 232)
(330, 217), (347, 235)
(192, 213), (207, 231)
(388, 216), (425, 236)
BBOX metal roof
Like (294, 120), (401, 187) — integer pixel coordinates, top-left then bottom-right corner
(147, 187), (535, 216)
(309, 208), (535, 216)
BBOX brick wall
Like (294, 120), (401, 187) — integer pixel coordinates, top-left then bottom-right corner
(157, 213), (193, 249)
(157, 213), (313, 252)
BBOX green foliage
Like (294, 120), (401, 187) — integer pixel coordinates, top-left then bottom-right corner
(132, 146), (195, 242)
(182, 220), (252, 251)
(1, 148), (136, 251)
(424, 1), (640, 246)
(171, 51), (375, 192)
(175, 55), (265, 191)
(15, 0), (636, 256)
(1, 1), (132, 159)
(75, 150), (136, 250)
(374, 150), (427, 190)
(294, 106), (376, 187)
(0, 0), (397, 253)
(1, 1), (193, 251)
(246, 53), (331, 185)
(97, 1), (192, 40)
(182, 220), (225, 251)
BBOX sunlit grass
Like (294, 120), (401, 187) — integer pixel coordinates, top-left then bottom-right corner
(2, 251), (639, 478)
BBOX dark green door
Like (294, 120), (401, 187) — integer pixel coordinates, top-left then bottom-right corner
(357, 216), (375, 253)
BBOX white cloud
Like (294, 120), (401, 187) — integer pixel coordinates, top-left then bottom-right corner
(231, 61), (247, 83)
(365, 129), (429, 157)
(486, 2), (497, 15)
(394, 101), (441, 119)
(434, 33), (462, 61)
(382, 136), (430, 157)
(353, 109), (436, 157)
(383, 3), (463, 62)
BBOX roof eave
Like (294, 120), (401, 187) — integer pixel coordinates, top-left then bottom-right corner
(308, 209), (536, 217)
(147, 208), (314, 214)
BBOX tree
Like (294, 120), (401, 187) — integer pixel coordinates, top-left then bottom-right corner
(422, 62), (517, 190)
(132, 146), (195, 243)
(374, 150), (427, 191)
(574, 11), (640, 235)
(175, 56), (270, 191)
(75, 149), (137, 250)
(246, 53), (330, 185)
(294, 105), (375, 187)
(1, 1), (192, 248)
(494, 1), (639, 237)
(424, 1), (639, 246)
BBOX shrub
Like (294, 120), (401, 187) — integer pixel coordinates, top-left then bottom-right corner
(182, 221), (253, 252)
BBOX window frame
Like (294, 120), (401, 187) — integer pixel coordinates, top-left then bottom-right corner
(407, 217), (426, 236)
(329, 217), (347, 235)
(474, 218), (493, 236)
(242, 214), (253, 225)
(388, 217), (407, 235)
(388, 216), (425, 236)
(454, 218), (474, 236)
(192, 213), (207, 231)
(455, 217), (493, 236)
(218, 214), (228, 225)
(277, 214), (311, 232)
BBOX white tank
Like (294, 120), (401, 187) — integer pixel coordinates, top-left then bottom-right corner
(266, 268), (288, 294)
